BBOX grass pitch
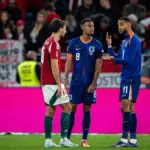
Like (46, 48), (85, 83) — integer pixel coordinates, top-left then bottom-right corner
(0, 135), (150, 150)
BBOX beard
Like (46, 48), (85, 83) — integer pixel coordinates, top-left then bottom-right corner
(119, 30), (127, 36)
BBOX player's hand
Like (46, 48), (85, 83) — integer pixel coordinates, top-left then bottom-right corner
(103, 56), (114, 61)
(106, 32), (112, 47)
(87, 84), (96, 93)
(64, 78), (69, 90)
(56, 85), (62, 97)
(141, 77), (150, 84)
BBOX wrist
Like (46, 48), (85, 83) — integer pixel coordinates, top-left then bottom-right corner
(92, 81), (96, 86)
(64, 77), (68, 80)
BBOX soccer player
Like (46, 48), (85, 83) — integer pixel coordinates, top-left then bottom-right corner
(105, 17), (141, 147)
(41, 19), (75, 148)
(64, 18), (103, 147)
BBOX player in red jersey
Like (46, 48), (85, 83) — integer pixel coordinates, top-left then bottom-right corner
(41, 19), (77, 148)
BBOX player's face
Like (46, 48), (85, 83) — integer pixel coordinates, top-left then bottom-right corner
(82, 21), (94, 36)
(60, 25), (67, 37)
(118, 20), (129, 34)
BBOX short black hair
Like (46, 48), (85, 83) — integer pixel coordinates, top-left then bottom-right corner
(119, 16), (131, 23)
(49, 19), (65, 33)
(80, 18), (93, 25)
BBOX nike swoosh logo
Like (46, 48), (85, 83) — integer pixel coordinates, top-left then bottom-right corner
(76, 48), (81, 50)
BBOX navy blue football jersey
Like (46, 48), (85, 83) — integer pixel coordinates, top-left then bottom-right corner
(67, 37), (103, 86)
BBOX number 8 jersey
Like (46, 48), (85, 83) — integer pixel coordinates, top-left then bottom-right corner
(67, 36), (103, 86)
(41, 36), (61, 85)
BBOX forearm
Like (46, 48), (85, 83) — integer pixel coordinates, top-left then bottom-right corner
(108, 47), (119, 58)
(92, 70), (100, 85)
(52, 67), (61, 86)
(64, 58), (72, 79)
(92, 59), (102, 85)
(114, 58), (129, 65)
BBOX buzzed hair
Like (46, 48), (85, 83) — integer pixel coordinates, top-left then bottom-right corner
(80, 18), (93, 25)
(119, 16), (131, 23)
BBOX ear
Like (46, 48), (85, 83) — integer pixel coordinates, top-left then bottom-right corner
(80, 24), (83, 30)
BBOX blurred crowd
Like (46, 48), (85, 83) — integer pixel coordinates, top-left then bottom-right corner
(1, 0), (150, 54)
(0, 0), (149, 87)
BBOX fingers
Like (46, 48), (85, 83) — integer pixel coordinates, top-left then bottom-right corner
(106, 32), (111, 39)
(87, 88), (94, 93)
(56, 90), (62, 97)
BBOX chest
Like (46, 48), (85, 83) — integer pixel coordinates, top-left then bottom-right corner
(72, 44), (96, 62)
(120, 40), (130, 58)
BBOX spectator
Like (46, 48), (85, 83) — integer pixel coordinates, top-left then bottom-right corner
(94, 15), (110, 52)
(0, 10), (11, 39)
(96, 0), (119, 30)
(65, 14), (77, 39)
(16, 51), (40, 87)
(75, 0), (95, 23)
(3, 23), (14, 39)
(45, 2), (61, 24)
(123, 0), (146, 20)
(13, 20), (26, 44)
(128, 14), (145, 36)
(141, 59), (150, 88)
(5, 0), (22, 23)
(143, 25), (150, 54)
(25, 10), (50, 53)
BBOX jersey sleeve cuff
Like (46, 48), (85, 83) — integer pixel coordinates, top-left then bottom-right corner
(67, 54), (73, 58)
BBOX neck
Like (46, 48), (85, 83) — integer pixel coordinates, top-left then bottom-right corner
(81, 34), (92, 42)
(52, 33), (61, 41)
(127, 29), (133, 35)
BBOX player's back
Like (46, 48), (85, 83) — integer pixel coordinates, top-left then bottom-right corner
(67, 37), (103, 87)
(41, 36), (61, 85)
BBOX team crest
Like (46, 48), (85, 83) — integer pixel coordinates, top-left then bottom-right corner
(89, 46), (95, 55)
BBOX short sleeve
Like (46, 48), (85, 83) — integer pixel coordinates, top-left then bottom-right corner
(67, 40), (73, 58)
(95, 41), (104, 59)
(49, 42), (58, 59)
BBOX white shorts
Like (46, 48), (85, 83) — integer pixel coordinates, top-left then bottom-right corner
(42, 84), (69, 106)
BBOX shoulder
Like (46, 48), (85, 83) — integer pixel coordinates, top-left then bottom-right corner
(132, 34), (141, 44)
(68, 37), (80, 46)
(93, 38), (103, 48)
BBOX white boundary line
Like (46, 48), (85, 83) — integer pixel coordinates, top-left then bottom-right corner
(0, 133), (149, 136)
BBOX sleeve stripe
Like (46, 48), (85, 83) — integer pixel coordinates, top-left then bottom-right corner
(48, 43), (52, 54)
(67, 54), (73, 58)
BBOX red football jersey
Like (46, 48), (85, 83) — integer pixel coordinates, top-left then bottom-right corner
(41, 36), (61, 85)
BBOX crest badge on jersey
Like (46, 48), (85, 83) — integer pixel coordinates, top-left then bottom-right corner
(89, 46), (95, 55)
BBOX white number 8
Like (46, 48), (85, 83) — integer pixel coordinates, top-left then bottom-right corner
(76, 53), (80, 61)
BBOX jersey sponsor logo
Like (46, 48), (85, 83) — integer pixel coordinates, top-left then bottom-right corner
(89, 46), (95, 55)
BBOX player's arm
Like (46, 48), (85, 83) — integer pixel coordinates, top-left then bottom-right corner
(88, 42), (103, 93)
(64, 55), (72, 80)
(92, 58), (103, 86)
(108, 46), (121, 58)
(64, 41), (73, 88)
(106, 32), (121, 58)
(51, 59), (61, 86)
(114, 38), (138, 65)
(50, 42), (61, 86)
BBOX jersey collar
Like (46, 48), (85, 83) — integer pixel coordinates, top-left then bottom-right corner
(80, 36), (92, 44)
